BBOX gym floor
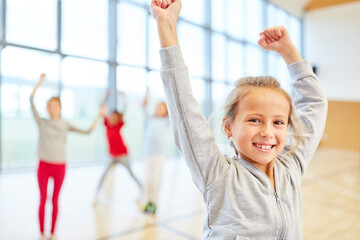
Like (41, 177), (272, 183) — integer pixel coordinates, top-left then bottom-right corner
(0, 147), (359, 240)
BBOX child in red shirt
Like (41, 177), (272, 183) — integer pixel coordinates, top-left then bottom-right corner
(94, 99), (142, 204)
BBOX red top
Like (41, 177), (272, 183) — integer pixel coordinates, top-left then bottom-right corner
(104, 118), (128, 157)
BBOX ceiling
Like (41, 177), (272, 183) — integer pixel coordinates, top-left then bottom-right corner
(304, 0), (360, 11)
(269, 0), (360, 17)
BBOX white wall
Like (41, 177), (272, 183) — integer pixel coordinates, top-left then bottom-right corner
(304, 2), (360, 101)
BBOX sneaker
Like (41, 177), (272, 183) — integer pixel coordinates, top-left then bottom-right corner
(144, 202), (156, 214)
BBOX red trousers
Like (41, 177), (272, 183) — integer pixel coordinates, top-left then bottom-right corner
(37, 160), (66, 234)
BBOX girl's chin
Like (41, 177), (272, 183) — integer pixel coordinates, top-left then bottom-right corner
(240, 154), (275, 166)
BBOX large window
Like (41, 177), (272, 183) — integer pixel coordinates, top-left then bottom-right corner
(1, 48), (60, 168)
(6, 0), (57, 50)
(0, 0), (302, 170)
(117, 2), (147, 66)
(62, 0), (108, 59)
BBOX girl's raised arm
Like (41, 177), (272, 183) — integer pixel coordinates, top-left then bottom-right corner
(259, 26), (328, 173)
(152, 0), (229, 192)
(30, 73), (46, 123)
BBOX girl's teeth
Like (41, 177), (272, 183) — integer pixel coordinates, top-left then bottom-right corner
(256, 144), (271, 149)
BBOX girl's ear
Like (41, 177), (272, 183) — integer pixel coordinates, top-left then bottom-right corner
(222, 117), (232, 138)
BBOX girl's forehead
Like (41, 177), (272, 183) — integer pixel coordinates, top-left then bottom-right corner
(244, 88), (288, 102)
(238, 89), (290, 115)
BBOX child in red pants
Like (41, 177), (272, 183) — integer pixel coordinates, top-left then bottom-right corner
(31, 74), (101, 240)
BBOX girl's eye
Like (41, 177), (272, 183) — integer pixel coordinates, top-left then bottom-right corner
(274, 120), (284, 125)
(249, 119), (260, 123)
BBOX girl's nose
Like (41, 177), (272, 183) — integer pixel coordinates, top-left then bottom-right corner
(260, 124), (273, 138)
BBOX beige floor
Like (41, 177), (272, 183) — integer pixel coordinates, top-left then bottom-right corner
(0, 147), (359, 240)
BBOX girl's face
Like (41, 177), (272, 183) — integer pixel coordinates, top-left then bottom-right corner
(47, 99), (61, 119)
(226, 88), (289, 167)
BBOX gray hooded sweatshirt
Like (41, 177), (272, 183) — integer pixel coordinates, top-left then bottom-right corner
(159, 46), (328, 240)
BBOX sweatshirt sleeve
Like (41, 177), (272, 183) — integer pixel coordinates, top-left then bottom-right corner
(287, 61), (328, 174)
(68, 123), (92, 134)
(30, 95), (43, 125)
(159, 46), (229, 192)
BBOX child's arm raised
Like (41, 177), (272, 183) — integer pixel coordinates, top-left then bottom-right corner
(31, 73), (46, 98)
(30, 73), (46, 123)
(152, 0), (229, 192)
(258, 26), (302, 65)
(151, 0), (180, 48)
(259, 26), (328, 173)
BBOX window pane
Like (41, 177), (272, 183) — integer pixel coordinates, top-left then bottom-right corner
(227, 41), (244, 83)
(117, 66), (147, 158)
(268, 5), (288, 27)
(1, 48), (60, 169)
(244, 0), (263, 43)
(61, 57), (108, 164)
(61, 57), (107, 119)
(62, 57), (107, 87)
(277, 9), (288, 26)
(212, 33), (227, 82)
(117, 2), (146, 66)
(267, 4), (278, 28)
(2, 114), (39, 168)
(129, 0), (147, 4)
(148, 16), (161, 70)
(211, 82), (232, 151)
(245, 45), (264, 76)
(1, 82), (57, 169)
(288, 16), (302, 54)
(178, 22), (206, 78)
(2, 47), (60, 82)
(6, 0), (57, 50)
(1, 47), (60, 118)
(147, 71), (165, 100)
(62, 86), (108, 164)
(190, 77), (206, 105)
(0, 0), (3, 41)
(226, 0), (244, 39)
(211, 0), (226, 32)
(181, 0), (206, 25)
(62, 0), (108, 60)
(212, 82), (231, 109)
(117, 66), (146, 96)
(268, 53), (290, 92)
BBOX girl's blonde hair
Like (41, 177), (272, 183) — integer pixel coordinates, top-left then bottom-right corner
(222, 76), (302, 156)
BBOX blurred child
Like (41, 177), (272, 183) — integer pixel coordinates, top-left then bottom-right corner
(141, 87), (169, 214)
(31, 73), (101, 240)
(150, 0), (327, 238)
(94, 92), (142, 204)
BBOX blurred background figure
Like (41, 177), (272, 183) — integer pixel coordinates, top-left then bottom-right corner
(93, 91), (142, 205)
(140, 86), (170, 214)
(31, 73), (101, 240)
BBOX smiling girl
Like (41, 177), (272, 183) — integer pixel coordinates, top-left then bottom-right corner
(150, 0), (328, 239)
